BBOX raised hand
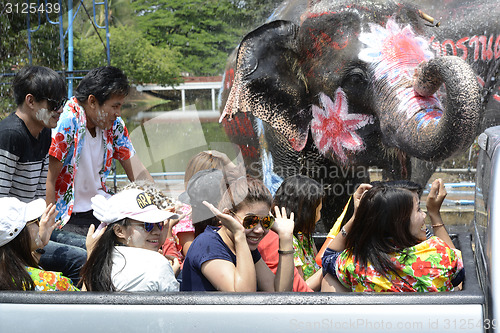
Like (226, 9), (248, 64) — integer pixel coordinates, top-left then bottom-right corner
(203, 201), (244, 234)
(426, 178), (447, 215)
(353, 183), (372, 213)
(38, 203), (59, 246)
(86, 223), (107, 257)
(271, 206), (294, 239)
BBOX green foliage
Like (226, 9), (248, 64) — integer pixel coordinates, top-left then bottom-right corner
(130, 0), (281, 76)
(0, 6), (62, 116)
(74, 25), (182, 85)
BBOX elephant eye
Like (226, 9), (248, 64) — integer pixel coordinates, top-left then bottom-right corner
(342, 68), (368, 87)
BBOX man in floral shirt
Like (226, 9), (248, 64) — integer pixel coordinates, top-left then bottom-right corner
(46, 66), (153, 235)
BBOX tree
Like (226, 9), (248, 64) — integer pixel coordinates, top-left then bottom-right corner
(74, 25), (182, 86)
(1, 3), (62, 117)
(130, 0), (281, 76)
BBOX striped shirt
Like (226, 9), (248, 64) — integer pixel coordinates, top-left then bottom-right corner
(0, 112), (51, 202)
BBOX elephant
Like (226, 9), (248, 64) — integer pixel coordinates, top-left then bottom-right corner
(409, 0), (500, 185)
(219, 0), (494, 231)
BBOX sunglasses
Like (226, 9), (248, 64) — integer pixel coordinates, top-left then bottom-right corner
(130, 221), (164, 232)
(44, 97), (68, 112)
(230, 211), (275, 230)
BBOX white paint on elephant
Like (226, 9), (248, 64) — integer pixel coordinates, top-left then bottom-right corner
(310, 89), (374, 165)
(395, 85), (443, 122)
(358, 18), (442, 124)
(35, 108), (52, 127)
(256, 118), (283, 196)
(261, 149), (283, 196)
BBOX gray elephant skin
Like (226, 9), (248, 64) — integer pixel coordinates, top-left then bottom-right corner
(219, 0), (498, 231)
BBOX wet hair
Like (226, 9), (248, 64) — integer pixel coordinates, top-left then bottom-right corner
(79, 219), (130, 291)
(183, 151), (226, 189)
(344, 184), (421, 278)
(218, 176), (272, 215)
(370, 179), (423, 197)
(12, 66), (66, 106)
(75, 66), (129, 105)
(0, 227), (39, 291)
(272, 175), (323, 238)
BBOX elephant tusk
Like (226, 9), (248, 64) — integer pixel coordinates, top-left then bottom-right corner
(418, 10), (441, 27)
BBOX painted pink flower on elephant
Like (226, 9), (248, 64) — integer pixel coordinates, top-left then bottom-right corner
(311, 88), (374, 165)
(359, 18), (434, 83)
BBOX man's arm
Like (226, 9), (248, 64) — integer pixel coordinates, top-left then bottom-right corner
(0, 149), (16, 196)
(119, 154), (154, 183)
(46, 155), (64, 205)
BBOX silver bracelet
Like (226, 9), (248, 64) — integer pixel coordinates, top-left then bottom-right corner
(341, 226), (348, 237)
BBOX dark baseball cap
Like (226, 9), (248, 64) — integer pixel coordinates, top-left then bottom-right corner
(181, 169), (224, 224)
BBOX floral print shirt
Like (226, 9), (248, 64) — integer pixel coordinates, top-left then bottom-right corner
(49, 97), (135, 226)
(26, 267), (79, 291)
(336, 236), (464, 292)
(293, 233), (320, 280)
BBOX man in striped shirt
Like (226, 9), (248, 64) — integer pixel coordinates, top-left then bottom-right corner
(0, 66), (86, 285)
(0, 66), (66, 200)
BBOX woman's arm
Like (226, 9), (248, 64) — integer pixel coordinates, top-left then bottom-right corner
(296, 265), (305, 278)
(201, 231), (257, 292)
(426, 179), (455, 249)
(271, 206), (295, 292)
(328, 184), (372, 252)
(119, 155), (154, 183)
(253, 206), (295, 292)
(178, 232), (195, 257)
(321, 273), (349, 292)
(305, 269), (323, 291)
(37, 203), (59, 246)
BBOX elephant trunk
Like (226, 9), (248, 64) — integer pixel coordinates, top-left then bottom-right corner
(381, 56), (482, 161)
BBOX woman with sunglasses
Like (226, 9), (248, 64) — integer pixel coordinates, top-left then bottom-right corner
(0, 197), (77, 291)
(80, 189), (180, 292)
(181, 176), (295, 292)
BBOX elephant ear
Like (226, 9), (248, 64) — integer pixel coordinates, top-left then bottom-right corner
(221, 20), (311, 152)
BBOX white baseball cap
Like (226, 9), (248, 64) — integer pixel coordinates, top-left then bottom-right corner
(0, 197), (46, 247)
(91, 189), (179, 225)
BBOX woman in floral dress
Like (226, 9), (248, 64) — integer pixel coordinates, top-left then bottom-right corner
(321, 179), (464, 292)
(272, 175), (324, 291)
(0, 197), (78, 291)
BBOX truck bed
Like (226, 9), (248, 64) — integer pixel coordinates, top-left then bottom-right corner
(0, 226), (485, 333)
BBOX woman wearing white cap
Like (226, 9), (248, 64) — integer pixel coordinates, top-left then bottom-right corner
(0, 197), (78, 291)
(80, 189), (180, 292)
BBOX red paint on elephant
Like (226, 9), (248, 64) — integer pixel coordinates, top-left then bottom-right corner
(224, 68), (234, 91)
(221, 114), (259, 160)
(307, 27), (349, 56)
(381, 28), (427, 67)
(359, 19), (434, 83)
(223, 114), (254, 138)
(311, 88), (374, 165)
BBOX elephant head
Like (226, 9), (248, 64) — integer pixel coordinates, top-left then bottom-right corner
(221, 2), (482, 171)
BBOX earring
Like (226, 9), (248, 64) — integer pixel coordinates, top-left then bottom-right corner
(126, 236), (132, 245)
